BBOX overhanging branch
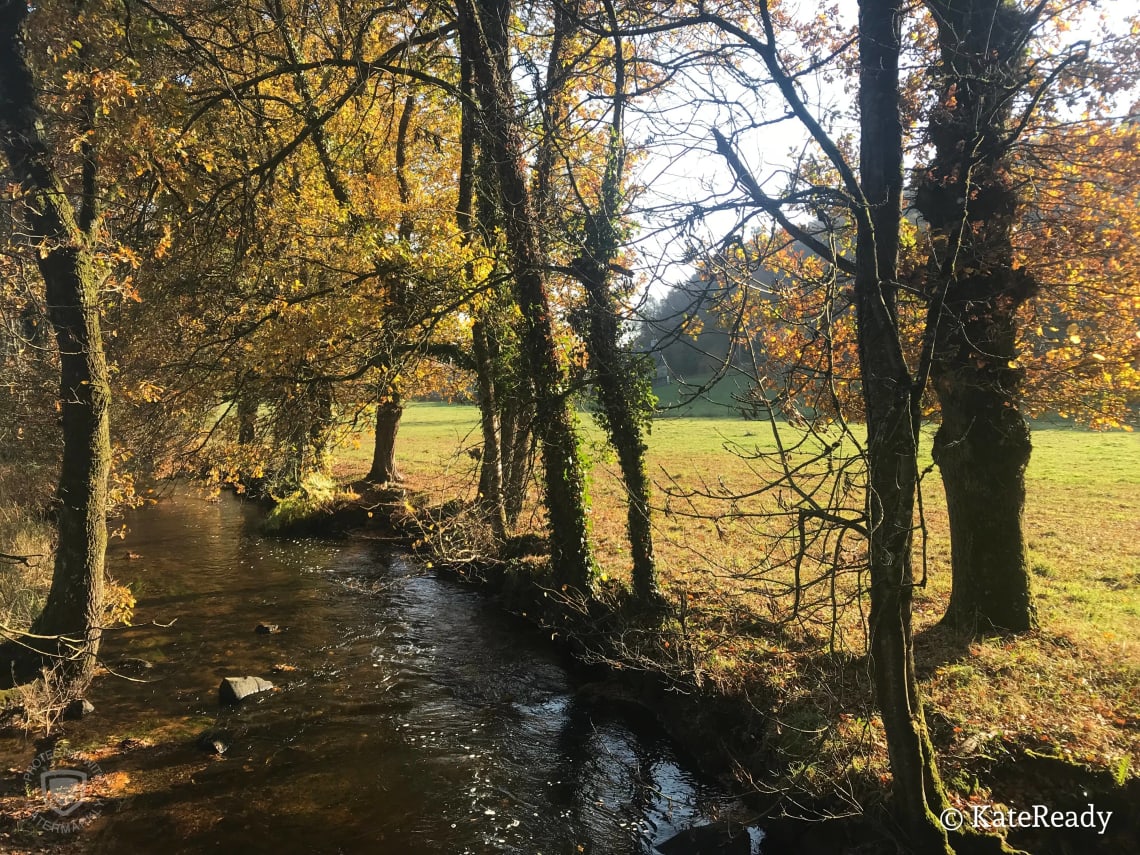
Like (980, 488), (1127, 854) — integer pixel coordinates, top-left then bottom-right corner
(711, 128), (857, 276)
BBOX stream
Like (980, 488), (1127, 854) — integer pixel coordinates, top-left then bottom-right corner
(2, 489), (756, 854)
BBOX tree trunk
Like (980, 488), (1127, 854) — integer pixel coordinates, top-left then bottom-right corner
(308, 379), (334, 473)
(566, 7), (660, 606)
(367, 394), (404, 485)
(29, 248), (110, 685)
(500, 382), (534, 526)
(578, 249), (659, 604)
(472, 320), (508, 538)
(237, 392), (257, 445)
(272, 372), (333, 491)
(457, 54), (507, 540)
(933, 366), (1035, 633)
(856, 0), (953, 849)
(917, 0), (1038, 635)
(0, 0), (109, 686)
(458, 0), (595, 592)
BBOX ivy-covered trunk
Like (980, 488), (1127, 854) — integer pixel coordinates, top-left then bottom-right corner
(856, 0), (953, 848)
(458, 0), (595, 592)
(0, 0), (109, 686)
(578, 221), (659, 604)
(569, 11), (660, 607)
(916, 0), (1038, 634)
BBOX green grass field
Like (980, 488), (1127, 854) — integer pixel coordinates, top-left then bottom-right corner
(333, 402), (1140, 783)
(648, 371), (758, 417)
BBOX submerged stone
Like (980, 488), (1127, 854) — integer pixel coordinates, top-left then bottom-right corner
(657, 823), (753, 855)
(196, 729), (232, 755)
(113, 657), (153, 675)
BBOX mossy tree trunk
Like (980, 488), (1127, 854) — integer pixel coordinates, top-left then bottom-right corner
(856, 0), (954, 848)
(457, 52), (508, 538)
(916, 0), (1038, 635)
(559, 2), (660, 606)
(0, 0), (109, 686)
(30, 247), (111, 685)
(458, 0), (595, 592)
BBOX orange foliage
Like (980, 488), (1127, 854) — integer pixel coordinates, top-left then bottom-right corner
(1016, 121), (1140, 429)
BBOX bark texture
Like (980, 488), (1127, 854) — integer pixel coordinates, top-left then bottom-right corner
(856, 0), (953, 848)
(367, 396), (405, 485)
(0, 0), (110, 685)
(916, 0), (1038, 634)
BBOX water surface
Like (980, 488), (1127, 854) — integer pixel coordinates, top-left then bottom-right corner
(7, 489), (741, 854)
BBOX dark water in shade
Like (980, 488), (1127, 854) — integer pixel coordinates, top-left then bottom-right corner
(3, 489), (755, 854)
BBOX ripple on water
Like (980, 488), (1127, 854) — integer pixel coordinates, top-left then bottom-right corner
(0, 489), (748, 854)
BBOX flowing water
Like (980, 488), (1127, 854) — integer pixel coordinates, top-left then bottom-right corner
(2, 489), (752, 854)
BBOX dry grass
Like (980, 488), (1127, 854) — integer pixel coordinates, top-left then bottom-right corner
(0, 467), (135, 737)
(331, 403), (1140, 793)
(0, 467), (55, 634)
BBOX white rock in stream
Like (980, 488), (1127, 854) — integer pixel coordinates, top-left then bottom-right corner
(218, 676), (276, 705)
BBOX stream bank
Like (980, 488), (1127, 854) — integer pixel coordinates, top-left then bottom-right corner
(282, 483), (1140, 855)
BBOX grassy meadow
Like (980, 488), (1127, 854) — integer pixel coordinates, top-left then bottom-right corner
(331, 402), (1139, 788)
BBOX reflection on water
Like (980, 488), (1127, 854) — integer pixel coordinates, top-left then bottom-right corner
(6, 489), (745, 854)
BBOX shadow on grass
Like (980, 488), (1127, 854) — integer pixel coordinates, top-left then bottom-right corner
(913, 621), (978, 674)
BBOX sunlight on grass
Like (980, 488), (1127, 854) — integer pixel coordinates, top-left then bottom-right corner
(331, 403), (1140, 784)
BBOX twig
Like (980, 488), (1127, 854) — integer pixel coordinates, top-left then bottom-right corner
(0, 551), (43, 567)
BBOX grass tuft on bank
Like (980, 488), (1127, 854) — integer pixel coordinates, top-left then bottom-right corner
(262, 473), (361, 536)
